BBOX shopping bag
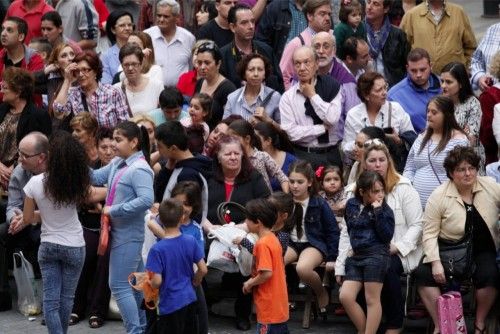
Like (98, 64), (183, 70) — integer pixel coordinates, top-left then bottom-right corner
(97, 214), (110, 256)
(128, 271), (159, 310)
(236, 233), (258, 277)
(12, 251), (42, 316)
(437, 291), (467, 334)
(206, 238), (240, 273)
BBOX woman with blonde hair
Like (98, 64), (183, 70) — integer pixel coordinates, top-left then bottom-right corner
(70, 112), (99, 164)
(336, 140), (423, 334)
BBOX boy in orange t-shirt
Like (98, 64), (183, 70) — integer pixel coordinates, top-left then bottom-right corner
(242, 198), (289, 334)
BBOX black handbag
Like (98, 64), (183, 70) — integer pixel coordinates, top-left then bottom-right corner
(438, 220), (475, 280)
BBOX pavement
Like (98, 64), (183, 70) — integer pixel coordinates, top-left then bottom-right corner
(0, 1), (497, 333)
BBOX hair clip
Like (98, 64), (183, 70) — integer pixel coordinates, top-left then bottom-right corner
(315, 165), (325, 179)
(342, 0), (352, 5)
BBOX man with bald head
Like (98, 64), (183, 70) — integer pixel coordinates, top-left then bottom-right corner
(312, 32), (360, 139)
(279, 0), (332, 90)
(0, 132), (48, 311)
(280, 46), (343, 168)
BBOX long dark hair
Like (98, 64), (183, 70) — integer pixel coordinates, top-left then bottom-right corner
(354, 170), (386, 202)
(288, 160), (319, 196)
(419, 96), (465, 155)
(254, 121), (295, 153)
(228, 119), (262, 150)
(269, 192), (300, 233)
(114, 121), (151, 164)
(106, 10), (133, 45)
(44, 131), (90, 207)
(440, 62), (474, 104)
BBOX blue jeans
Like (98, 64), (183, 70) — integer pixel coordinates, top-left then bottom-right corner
(256, 322), (289, 334)
(109, 241), (145, 334)
(38, 242), (85, 334)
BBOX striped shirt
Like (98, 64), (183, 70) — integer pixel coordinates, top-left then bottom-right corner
(471, 23), (500, 89)
(403, 136), (469, 209)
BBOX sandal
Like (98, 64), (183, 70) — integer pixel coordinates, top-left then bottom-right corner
(89, 315), (104, 329)
(68, 313), (79, 326)
(474, 323), (486, 334)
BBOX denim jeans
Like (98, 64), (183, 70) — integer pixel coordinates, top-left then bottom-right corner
(256, 322), (290, 334)
(109, 241), (146, 334)
(38, 242), (85, 334)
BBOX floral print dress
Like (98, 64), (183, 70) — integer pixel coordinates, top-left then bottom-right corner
(455, 96), (486, 174)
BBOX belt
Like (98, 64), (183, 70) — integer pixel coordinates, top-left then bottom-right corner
(294, 144), (338, 154)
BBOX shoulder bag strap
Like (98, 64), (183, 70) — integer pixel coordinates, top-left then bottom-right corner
(121, 81), (134, 118)
(106, 157), (145, 205)
(388, 101), (392, 129)
(81, 92), (89, 112)
(298, 34), (305, 46)
(427, 144), (442, 184)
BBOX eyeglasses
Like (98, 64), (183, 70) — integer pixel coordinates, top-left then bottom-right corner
(363, 138), (385, 148)
(122, 62), (141, 69)
(454, 166), (477, 174)
(76, 67), (93, 75)
(18, 150), (42, 160)
(115, 23), (134, 29)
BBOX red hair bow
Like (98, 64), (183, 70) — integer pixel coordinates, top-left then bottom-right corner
(315, 166), (325, 179)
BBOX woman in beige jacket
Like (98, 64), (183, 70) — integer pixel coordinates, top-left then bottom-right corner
(414, 146), (500, 334)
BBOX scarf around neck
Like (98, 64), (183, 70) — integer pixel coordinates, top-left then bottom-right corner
(365, 16), (392, 60)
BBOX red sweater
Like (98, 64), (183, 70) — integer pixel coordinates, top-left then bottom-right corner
(479, 86), (500, 164)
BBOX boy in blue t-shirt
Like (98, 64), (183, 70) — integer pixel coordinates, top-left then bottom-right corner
(146, 199), (208, 334)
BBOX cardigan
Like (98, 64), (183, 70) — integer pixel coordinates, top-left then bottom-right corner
(206, 169), (270, 226)
(0, 102), (51, 145)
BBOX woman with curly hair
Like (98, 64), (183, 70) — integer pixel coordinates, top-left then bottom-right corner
(15, 131), (91, 334)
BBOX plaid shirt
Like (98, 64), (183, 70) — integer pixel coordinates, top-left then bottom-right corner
(286, 0), (307, 43)
(471, 23), (500, 89)
(53, 82), (129, 128)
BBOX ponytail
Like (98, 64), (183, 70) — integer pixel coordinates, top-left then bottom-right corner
(115, 121), (151, 164)
(139, 125), (151, 164)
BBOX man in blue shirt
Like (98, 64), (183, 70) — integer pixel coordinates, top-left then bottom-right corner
(388, 48), (441, 134)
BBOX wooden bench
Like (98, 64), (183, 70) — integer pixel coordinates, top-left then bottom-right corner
(287, 262), (338, 328)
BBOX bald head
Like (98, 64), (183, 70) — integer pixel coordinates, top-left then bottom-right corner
(293, 46), (319, 83)
(312, 32), (336, 69)
(18, 132), (49, 173)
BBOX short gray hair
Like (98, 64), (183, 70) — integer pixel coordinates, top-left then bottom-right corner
(157, 0), (180, 15)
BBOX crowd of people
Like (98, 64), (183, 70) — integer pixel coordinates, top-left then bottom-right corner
(0, 0), (499, 334)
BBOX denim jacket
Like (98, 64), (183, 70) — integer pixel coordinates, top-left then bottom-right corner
(344, 197), (395, 253)
(303, 196), (340, 261)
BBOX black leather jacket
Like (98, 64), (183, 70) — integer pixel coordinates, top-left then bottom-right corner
(381, 26), (411, 87)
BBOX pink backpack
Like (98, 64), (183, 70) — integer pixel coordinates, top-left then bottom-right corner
(437, 291), (467, 334)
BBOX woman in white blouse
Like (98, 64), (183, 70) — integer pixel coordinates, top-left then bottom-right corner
(342, 71), (415, 159)
(114, 44), (164, 116)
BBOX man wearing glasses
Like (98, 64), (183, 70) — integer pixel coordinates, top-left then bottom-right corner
(0, 132), (48, 312)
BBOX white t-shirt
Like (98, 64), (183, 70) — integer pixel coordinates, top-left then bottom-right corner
(114, 77), (164, 116)
(23, 174), (84, 247)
